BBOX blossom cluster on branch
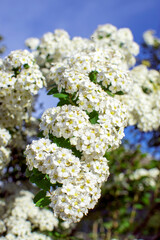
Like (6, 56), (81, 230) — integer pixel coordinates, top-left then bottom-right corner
(0, 50), (45, 128)
(0, 183), (59, 240)
(25, 25), (133, 223)
(0, 128), (11, 171)
(1, 23), (160, 239)
(117, 65), (160, 131)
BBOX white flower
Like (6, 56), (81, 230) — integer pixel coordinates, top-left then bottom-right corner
(25, 38), (40, 50)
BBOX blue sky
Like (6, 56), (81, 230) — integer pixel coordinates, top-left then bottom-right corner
(0, 0), (160, 113)
(1, 0), (160, 54)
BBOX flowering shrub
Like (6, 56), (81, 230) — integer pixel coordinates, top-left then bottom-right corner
(0, 24), (160, 240)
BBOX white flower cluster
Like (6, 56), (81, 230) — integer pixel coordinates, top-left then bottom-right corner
(0, 50), (45, 128)
(25, 138), (81, 184)
(25, 26), (130, 223)
(0, 127), (11, 171)
(143, 30), (160, 46)
(40, 105), (126, 154)
(25, 136), (109, 223)
(91, 23), (139, 68)
(0, 187), (58, 240)
(117, 167), (160, 190)
(118, 65), (160, 131)
(25, 37), (40, 50)
(26, 98), (127, 223)
(49, 48), (132, 95)
(25, 24), (138, 85)
(130, 167), (159, 181)
(0, 128), (11, 146)
(25, 29), (91, 72)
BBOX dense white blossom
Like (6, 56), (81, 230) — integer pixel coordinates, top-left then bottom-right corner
(118, 65), (160, 131)
(0, 128), (11, 147)
(25, 37), (40, 50)
(25, 24), (132, 223)
(0, 50), (45, 128)
(91, 24), (139, 68)
(0, 185), (59, 240)
(143, 30), (160, 46)
(25, 138), (81, 184)
(25, 136), (110, 223)
(0, 128), (11, 171)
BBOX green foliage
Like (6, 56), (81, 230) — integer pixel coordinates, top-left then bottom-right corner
(26, 168), (61, 208)
(74, 146), (160, 239)
(29, 169), (51, 191)
(33, 189), (46, 203)
(89, 70), (98, 83)
(47, 86), (59, 95)
(35, 196), (51, 208)
(105, 89), (115, 97)
(53, 93), (69, 99)
(87, 110), (99, 124)
(23, 63), (30, 69)
(49, 134), (82, 158)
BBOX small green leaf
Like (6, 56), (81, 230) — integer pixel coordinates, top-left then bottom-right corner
(87, 110), (99, 124)
(37, 131), (44, 138)
(35, 196), (51, 207)
(89, 71), (98, 83)
(106, 33), (111, 38)
(119, 42), (124, 48)
(47, 87), (59, 95)
(30, 172), (45, 183)
(142, 87), (152, 94)
(47, 58), (54, 63)
(23, 63), (30, 69)
(49, 134), (82, 158)
(53, 93), (69, 99)
(34, 190), (46, 203)
(134, 203), (143, 210)
(116, 91), (124, 95)
(25, 168), (32, 177)
(57, 98), (70, 106)
(103, 222), (113, 229)
(105, 90), (115, 97)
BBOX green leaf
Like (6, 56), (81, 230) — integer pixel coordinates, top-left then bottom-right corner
(34, 190), (46, 203)
(106, 33), (111, 38)
(119, 42), (124, 48)
(23, 63), (30, 69)
(37, 131), (44, 138)
(36, 178), (51, 191)
(47, 87), (59, 95)
(134, 203), (143, 210)
(49, 134), (82, 158)
(47, 58), (54, 63)
(30, 172), (45, 183)
(142, 87), (152, 94)
(29, 168), (52, 191)
(116, 91), (124, 95)
(98, 35), (103, 39)
(87, 110), (99, 124)
(89, 71), (98, 83)
(118, 220), (130, 233)
(57, 98), (70, 106)
(25, 168), (32, 177)
(103, 222), (113, 229)
(105, 90), (115, 97)
(35, 196), (51, 207)
(53, 93), (69, 99)
(142, 193), (151, 205)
